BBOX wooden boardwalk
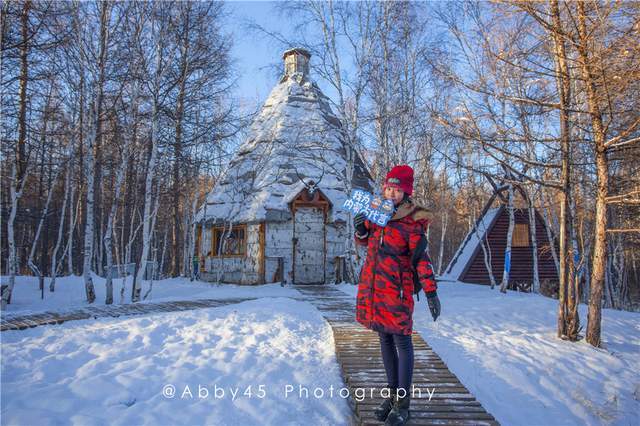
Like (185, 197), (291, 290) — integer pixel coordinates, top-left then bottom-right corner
(293, 284), (499, 426)
(0, 297), (257, 332)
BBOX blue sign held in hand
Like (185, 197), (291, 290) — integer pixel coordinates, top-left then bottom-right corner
(342, 189), (395, 227)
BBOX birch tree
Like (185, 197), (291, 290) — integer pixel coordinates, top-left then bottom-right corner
(1, 0), (65, 304)
(50, 154), (71, 292)
(133, 2), (172, 302)
(79, 1), (116, 303)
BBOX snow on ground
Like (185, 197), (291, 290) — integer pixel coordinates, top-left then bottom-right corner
(3, 274), (638, 425)
(337, 281), (640, 426)
(0, 274), (297, 316)
(1, 297), (351, 426)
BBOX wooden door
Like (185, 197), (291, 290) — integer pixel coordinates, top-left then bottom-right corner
(293, 206), (325, 284)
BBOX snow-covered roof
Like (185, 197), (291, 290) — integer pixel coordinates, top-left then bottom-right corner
(282, 47), (311, 59)
(196, 65), (373, 225)
(443, 207), (501, 280)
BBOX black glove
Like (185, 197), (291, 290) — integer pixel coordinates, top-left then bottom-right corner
(354, 212), (367, 236)
(426, 291), (441, 322)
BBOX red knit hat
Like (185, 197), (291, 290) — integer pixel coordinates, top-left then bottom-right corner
(384, 165), (414, 196)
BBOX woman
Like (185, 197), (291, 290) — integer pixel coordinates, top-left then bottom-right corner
(353, 164), (441, 426)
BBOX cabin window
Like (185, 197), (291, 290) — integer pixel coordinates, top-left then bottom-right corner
(512, 223), (530, 247)
(212, 225), (247, 257)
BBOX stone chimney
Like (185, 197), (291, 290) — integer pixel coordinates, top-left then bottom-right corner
(282, 48), (311, 80)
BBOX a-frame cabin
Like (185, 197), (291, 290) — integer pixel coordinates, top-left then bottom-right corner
(443, 183), (559, 290)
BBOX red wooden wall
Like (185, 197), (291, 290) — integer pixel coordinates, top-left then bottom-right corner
(460, 206), (559, 288)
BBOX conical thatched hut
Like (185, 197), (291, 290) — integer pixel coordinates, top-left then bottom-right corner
(195, 48), (372, 284)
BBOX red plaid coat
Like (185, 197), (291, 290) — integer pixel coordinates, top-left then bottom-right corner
(354, 200), (437, 335)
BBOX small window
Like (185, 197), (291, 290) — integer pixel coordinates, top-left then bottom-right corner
(212, 225), (246, 257)
(512, 223), (530, 247)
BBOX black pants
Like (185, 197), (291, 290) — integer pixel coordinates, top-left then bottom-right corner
(378, 331), (414, 394)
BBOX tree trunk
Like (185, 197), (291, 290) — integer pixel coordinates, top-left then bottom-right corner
(159, 228), (168, 279)
(3, 0), (31, 307)
(134, 21), (163, 301)
(142, 180), (161, 300)
(500, 184), (515, 293)
(3, 164), (27, 306)
(82, 101), (98, 303)
(576, 1), (609, 348)
(527, 192), (540, 293)
(31, 87), (54, 296)
(27, 162), (63, 292)
(540, 189), (560, 276)
(437, 210), (448, 275)
(104, 138), (130, 304)
(50, 165), (71, 292)
(474, 209), (496, 289)
(586, 147), (608, 346)
(67, 183), (80, 275)
(549, 0), (579, 340)
(81, 2), (110, 303)
(104, 80), (137, 304)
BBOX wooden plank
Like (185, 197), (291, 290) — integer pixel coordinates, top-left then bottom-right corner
(293, 284), (499, 426)
(1, 322), (21, 331)
(362, 419), (498, 426)
(345, 375), (463, 383)
(358, 400), (483, 408)
(1, 297), (258, 332)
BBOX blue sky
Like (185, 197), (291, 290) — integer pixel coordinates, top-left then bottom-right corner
(224, 1), (292, 108)
(223, 1), (338, 112)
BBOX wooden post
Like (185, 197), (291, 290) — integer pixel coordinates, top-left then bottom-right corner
(259, 222), (266, 284)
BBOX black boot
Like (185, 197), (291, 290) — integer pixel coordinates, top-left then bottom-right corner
(384, 393), (410, 426)
(374, 387), (396, 421)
